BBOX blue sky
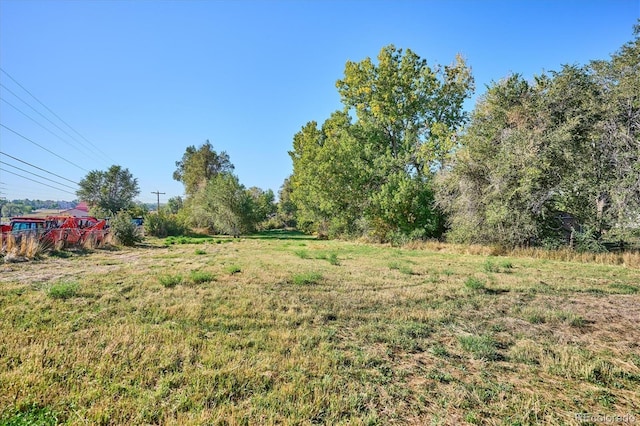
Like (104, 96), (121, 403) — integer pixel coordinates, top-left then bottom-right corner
(0, 0), (638, 204)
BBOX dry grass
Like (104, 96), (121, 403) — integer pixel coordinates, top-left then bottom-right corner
(1, 235), (639, 424)
(1, 233), (43, 262)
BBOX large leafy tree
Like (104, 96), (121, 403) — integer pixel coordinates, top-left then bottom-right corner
(186, 173), (256, 236)
(290, 45), (473, 240)
(173, 140), (234, 196)
(77, 165), (139, 214)
(436, 23), (640, 247)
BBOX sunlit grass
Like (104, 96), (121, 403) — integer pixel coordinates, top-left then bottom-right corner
(0, 236), (638, 424)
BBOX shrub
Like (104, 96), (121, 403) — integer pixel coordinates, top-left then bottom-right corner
(144, 212), (186, 238)
(111, 211), (143, 246)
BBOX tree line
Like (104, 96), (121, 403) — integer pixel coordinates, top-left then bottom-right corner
(74, 22), (638, 250)
(288, 23), (639, 249)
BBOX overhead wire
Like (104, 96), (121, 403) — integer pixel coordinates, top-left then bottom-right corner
(0, 161), (78, 191)
(0, 67), (116, 164)
(0, 124), (89, 172)
(0, 151), (78, 185)
(0, 167), (77, 196)
(0, 92), (107, 165)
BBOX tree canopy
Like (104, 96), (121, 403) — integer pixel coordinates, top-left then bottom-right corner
(289, 45), (474, 240)
(436, 24), (640, 247)
(173, 140), (234, 196)
(77, 165), (140, 214)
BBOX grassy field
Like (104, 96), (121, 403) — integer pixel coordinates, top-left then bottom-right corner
(1, 233), (639, 425)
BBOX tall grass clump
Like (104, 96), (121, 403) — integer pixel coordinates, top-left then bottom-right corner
(189, 270), (215, 284)
(464, 277), (486, 291)
(292, 271), (322, 285)
(2, 234), (43, 261)
(158, 274), (183, 288)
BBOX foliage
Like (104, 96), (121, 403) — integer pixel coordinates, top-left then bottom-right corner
(173, 140), (234, 196)
(290, 45), (473, 241)
(276, 176), (297, 228)
(144, 211), (186, 238)
(184, 173), (261, 236)
(436, 25), (640, 248)
(77, 165), (140, 214)
(165, 196), (184, 214)
(111, 211), (143, 246)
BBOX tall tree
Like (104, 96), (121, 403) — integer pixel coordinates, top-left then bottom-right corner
(436, 23), (640, 247)
(173, 141), (234, 196)
(77, 165), (140, 214)
(290, 45), (473, 240)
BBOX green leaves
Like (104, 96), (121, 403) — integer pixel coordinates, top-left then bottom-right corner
(77, 165), (139, 214)
(290, 45), (473, 241)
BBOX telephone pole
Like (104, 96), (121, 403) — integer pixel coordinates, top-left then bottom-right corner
(151, 190), (165, 212)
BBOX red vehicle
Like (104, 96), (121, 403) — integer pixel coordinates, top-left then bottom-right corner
(41, 216), (108, 247)
(1, 215), (109, 249)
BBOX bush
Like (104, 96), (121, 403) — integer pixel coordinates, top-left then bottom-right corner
(111, 211), (143, 246)
(144, 212), (187, 238)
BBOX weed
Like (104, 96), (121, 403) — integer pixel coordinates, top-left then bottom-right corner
(483, 258), (499, 273)
(189, 270), (215, 284)
(0, 403), (58, 426)
(458, 334), (500, 360)
(194, 249), (206, 255)
(608, 283), (639, 294)
(294, 249), (310, 259)
(47, 281), (79, 299)
(225, 265), (242, 275)
(292, 272), (322, 285)
(464, 277), (486, 291)
(328, 252), (340, 266)
(158, 274), (183, 288)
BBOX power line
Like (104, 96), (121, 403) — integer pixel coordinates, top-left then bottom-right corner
(0, 123), (89, 172)
(0, 161), (77, 190)
(0, 167), (77, 196)
(0, 67), (116, 164)
(0, 151), (78, 185)
(0, 94), (107, 165)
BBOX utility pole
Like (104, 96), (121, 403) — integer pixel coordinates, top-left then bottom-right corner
(151, 190), (165, 212)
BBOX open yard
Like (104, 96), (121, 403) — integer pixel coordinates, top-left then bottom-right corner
(1, 233), (639, 425)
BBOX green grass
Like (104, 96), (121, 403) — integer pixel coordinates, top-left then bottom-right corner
(464, 276), (486, 290)
(158, 274), (183, 288)
(225, 265), (242, 275)
(292, 271), (322, 285)
(189, 270), (215, 284)
(1, 236), (639, 424)
(46, 281), (79, 299)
